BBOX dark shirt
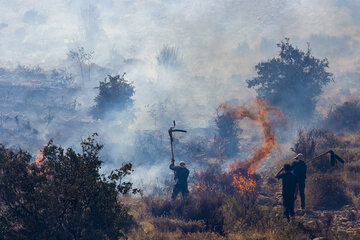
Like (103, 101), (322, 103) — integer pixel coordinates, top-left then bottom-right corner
(291, 160), (307, 180)
(169, 163), (189, 186)
(276, 172), (297, 197)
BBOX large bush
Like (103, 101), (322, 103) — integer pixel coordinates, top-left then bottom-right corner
(306, 174), (351, 210)
(91, 74), (135, 119)
(0, 134), (137, 239)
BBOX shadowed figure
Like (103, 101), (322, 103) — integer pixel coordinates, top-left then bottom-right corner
(169, 160), (189, 200)
(276, 164), (298, 221)
(291, 153), (307, 209)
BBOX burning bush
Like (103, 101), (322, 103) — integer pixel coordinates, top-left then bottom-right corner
(192, 166), (261, 195)
(0, 134), (137, 239)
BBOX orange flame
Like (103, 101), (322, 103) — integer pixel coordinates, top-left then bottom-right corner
(231, 172), (257, 193)
(29, 149), (47, 176)
(35, 149), (43, 165)
(194, 98), (285, 194)
(219, 97), (286, 174)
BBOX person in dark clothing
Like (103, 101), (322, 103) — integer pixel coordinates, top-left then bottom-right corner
(276, 164), (298, 221)
(170, 159), (190, 200)
(291, 153), (307, 209)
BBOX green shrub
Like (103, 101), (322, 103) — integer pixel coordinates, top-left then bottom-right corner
(0, 135), (137, 240)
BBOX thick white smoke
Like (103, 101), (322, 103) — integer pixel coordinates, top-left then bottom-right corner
(0, 0), (359, 189)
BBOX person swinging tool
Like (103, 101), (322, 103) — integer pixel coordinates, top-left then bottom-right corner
(170, 159), (189, 200)
(168, 120), (188, 200)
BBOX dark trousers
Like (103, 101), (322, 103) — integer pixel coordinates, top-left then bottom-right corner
(172, 184), (189, 200)
(295, 180), (306, 209)
(283, 195), (295, 220)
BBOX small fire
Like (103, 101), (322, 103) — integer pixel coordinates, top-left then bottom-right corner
(35, 149), (43, 165)
(29, 149), (47, 176)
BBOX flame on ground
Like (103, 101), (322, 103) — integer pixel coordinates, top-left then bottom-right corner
(231, 172), (257, 193)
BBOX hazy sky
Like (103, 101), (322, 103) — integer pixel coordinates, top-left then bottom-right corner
(0, 0), (359, 67)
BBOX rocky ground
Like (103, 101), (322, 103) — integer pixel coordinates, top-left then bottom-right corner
(257, 191), (360, 239)
(298, 205), (360, 237)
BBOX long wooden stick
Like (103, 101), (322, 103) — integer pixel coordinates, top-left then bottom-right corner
(308, 150), (344, 165)
(275, 150), (345, 175)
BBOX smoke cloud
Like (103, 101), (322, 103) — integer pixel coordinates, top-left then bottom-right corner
(0, 0), (359, 188)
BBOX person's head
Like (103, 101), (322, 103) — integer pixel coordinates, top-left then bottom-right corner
(179, 161), (186, 167)
(284, 164), (292, 172)
(294, 153), (303, 161)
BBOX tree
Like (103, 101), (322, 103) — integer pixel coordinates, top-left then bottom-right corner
(68, 47), (93, 82)
(247, 38), (334, 122)
(157, 45), (180, 68)
(50, 68), (74, 87)
(91, 74), (135, 119)
(214, 108), (242, 158)
(0, 134), (138, 239)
